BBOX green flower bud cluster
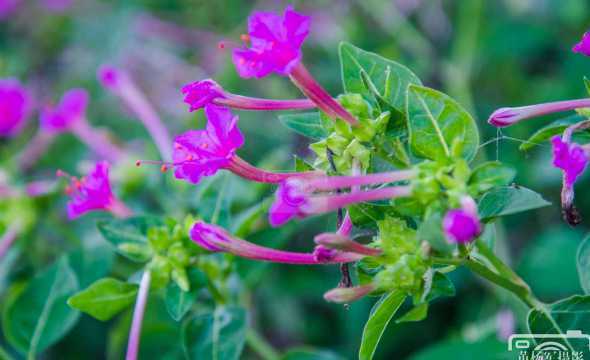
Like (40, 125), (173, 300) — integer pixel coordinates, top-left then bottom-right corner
(358, 217), (428, 296)
(310, 94), (390, 173)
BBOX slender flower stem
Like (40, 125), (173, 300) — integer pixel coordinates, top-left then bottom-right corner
(113, 75), (173, 161)
(308, 185), (412, 214)
(0, 223), (20, 261)
(289, 63), (358, 126)
(228, 156), (320, 183)
(18, 131), (56, 171)
(245, 329), (280, 360)
(126, 270), (151, 360)
(70, 118), (125, 162)
(563, 120), (590, 142)
(307, 170), (416, 191)
(337, 212), (353, 236)
(216, 94), (316, 111)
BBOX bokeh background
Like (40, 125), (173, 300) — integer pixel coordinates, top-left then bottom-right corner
(1, 0), (590, 359)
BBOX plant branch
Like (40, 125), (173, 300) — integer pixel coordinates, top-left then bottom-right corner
(246, 329), (280, 360)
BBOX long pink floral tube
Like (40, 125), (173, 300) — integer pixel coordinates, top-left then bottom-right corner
(126, 270), (151, 360)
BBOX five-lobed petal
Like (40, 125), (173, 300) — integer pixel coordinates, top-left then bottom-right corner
(66, 161), (115, 219)
(0, 78), (31, 137)
(552, 135), (588, 188)
(40, 88), (89, 132)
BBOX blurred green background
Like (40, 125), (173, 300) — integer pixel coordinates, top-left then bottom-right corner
(1, 0), (590, 359)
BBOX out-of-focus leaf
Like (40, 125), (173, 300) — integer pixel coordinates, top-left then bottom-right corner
(182, 306), (247, 360)
(410, 339), (508, 360)
(520, 226), (583, 300)
(424, 271), (456, 302)
(67, 278), (138, 321)
(282, 348), (345, 360)
(2, 257), (79, 356)
(468, 161), (516, 193)
(97, 216), (163, 262)
(339, 42), (422, 111)
(279, 112), (327, 140)
(406, 85), (479, 162)
(478, 186), (551, 221)
(359, 291), (406, 360)
(577, 234), (590, 294)
(67, 241), (114, 288)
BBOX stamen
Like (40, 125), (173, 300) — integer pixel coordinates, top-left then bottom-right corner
(240, 34), (250, 43)
(160, 165), (168, 173)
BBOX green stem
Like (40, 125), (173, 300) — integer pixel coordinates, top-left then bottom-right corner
(0, 345), (14, 360)
(246, 329), (280, 360)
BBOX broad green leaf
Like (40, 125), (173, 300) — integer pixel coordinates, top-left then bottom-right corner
(67, 278), (138, 321)
(520, 115), (590, 151)
(2, 257), (79, 356)
(294, 155), (315, 172)
(339, 42), (422, 111)
(165, 269), (207, 321)
(279, 112), (327, 140)
(182, 306), (247, 360)
(406, 85), (479, 161)
(359, 291), (406, 360)
(97, 216), (163, 262)
(67, 241), (114, 288)
(282, 348), (345, 360)
(410, 339), (508, 360)
(478, 186), (551, 221)
(577, 234), (590, 294)
(396, 303), (428, 323)
(468, 161), (516, 193)
(349, 203), (399, 229)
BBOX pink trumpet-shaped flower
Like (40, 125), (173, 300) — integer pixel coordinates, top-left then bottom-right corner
(314, 232), (382, 256)
(551, 136), (588, 189)
(40, 88), (88, 132)
(0, 78), (31, 137)
(443, 196), (482, 244)
(269, 171), (415, 227)
(190, 221), (364, 264)
(161, 104), (316, 184)
(231, 6), (358, 126)
(233, 5), (310, 78)
(182, 79), (316, 111)
(58, 161), (130, 219)
(323, 284), (375, 303)
(488, 98), (590, 128)
(573, 31), (590, 57)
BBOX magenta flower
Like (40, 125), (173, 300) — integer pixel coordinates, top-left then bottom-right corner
(58, 161), (130, 219)
(40, 88), (88, 133)
(314, 232), (382, 256)
(182, 79), (315, 111)
(0, 0), (20, 19)
(232, 5), (310, 78)
(269, 172), (415, 227)
(173, 104), (244, 184)
(488, 99), (590, 128)
(443, 197), (482, 244)
(0, 78), (31, 138)
(573, 31), (590, 57)
(190, 221), (364, 264)
(552, 136), (588, 188)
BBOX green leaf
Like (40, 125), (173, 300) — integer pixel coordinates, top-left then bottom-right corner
(396, 303), (428, 323)
(2, 257), (79, 356)
(279, 112), (328, 140)
(468, 161), (516, 193)
(67, 241), (114, 288)
(409, 339), (507, 360)
(406, 85), (479, 161)
(339, 42), (422, 111)
(359, 291), (406, 360)
(478, 186), (551, 221)
(520, 115), (590, 151)
(282, 348), (345, 360)
(578, 234), (590, 294)
(165, 269), (207, 321)
(424, 271), (456, 302)
(67, 278), (138, 321)
(182, 306), (247, 360)
(97, 216), (163, 262)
